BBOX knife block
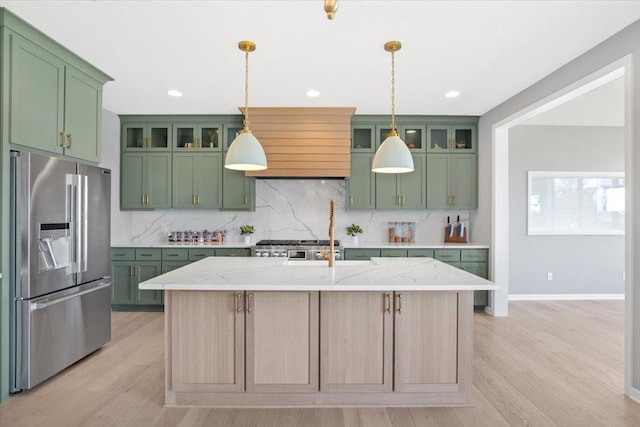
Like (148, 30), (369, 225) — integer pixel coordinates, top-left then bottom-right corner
(444, 225), (467, 243)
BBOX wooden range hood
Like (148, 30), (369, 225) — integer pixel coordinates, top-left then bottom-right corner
(241, 107), (356, 177)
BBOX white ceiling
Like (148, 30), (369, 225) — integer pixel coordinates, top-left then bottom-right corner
(4, 1), (640, 116)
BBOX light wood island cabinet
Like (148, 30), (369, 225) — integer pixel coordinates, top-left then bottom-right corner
(145, 257), (495, 407)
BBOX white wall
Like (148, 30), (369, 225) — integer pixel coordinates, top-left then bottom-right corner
(102, 109), (476, 246)
(509, 125), (624, 295)
(477, 19), (640, 400)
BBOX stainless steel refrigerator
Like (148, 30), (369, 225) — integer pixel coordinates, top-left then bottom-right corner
(10, 151), (112, 392)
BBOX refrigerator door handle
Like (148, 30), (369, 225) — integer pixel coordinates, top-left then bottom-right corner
(66, 174), (79, 274)
(78, 175), (88, 273)
(34, 282), (111, 310)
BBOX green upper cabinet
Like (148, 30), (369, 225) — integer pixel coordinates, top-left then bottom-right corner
(348, 153), (375, 210)
(121, 152), (172, 209)
(427, 125), (476, 153)
(122, 123), (171, 151)
(426, 153), (477, 210)
(7, 29), (109, 163)
(398, 125), (425, 152)
(223, 123), (243, 151)
(173, 123), (222, 151)
(172, 153), (222, 209)
(351, 125), (376, 152)
(375, 154), (426, 210)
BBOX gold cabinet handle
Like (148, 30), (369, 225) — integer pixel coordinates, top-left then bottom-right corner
(384, 293), (392, 313)
(349, 195), (354, 206)
(246, 293), (254, 313)
(146, 194), (150, 205)
(401, 195), (405, 205)
(192, 195), (196, 205)
(245, 195), (249, 206)
(197, 195), (201, 205)
(395, 293), (402, 314)
(66, 134), (72, 149)
(59, 131), (67, 147)
(235, 293), (243, 313)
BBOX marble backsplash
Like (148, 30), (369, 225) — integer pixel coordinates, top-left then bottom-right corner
(111, 179), (474, 246)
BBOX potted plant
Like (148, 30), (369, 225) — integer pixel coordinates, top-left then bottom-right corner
(346, 224), (363, 246)
(240, 225), (254, 245)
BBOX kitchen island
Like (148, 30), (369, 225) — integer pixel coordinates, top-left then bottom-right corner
(140, 257), (497, 407)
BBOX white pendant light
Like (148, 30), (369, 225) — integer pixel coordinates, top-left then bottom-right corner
(225, 41), (267, 171)
(372, 41), (414, 174)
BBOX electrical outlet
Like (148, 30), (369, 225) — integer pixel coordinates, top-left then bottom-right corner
(547, 272), (553, 281)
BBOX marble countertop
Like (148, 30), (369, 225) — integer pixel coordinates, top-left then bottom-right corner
(139, 257), (498, 292)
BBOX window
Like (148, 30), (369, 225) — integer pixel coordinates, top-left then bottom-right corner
(527, 171), (624, 235)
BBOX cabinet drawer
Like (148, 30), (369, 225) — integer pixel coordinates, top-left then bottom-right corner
(344, 249), (381, 260)
(461, 249), (488, 262)
(381, 249), (407, 257)
(135, 248), (162, 261)
(434, 249), (461, 262)
(162, 248), (189, 261)
(407, 249), (434, 258)
(189, 248), (216, 261)
(111, 248), (135, 261)
(215, 248), (251, 257)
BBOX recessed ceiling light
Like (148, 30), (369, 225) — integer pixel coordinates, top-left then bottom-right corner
(306, 89), (320, 97)
(445, 90), (460, 98)
(167, 89), (183, 97)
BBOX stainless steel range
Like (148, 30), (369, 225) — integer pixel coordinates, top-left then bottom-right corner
(252, 240), (343, 261)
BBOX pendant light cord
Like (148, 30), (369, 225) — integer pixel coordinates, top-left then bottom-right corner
(390, 49), (397, 133)
(244, 49), (250, 131)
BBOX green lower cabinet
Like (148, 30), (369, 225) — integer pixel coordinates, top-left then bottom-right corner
(380, 249), (407, 257)
(343, 248), (381, 260)
(461, 261), (489, 310)
(407, 249), (434, 258)
(111, 260), (163, 311)
(111, 261), (136, 305)
(216, 248), (252, 257)
(162, 261), (190, 273)
(136, 262), (163, 305)
(189, 248), (217, 261)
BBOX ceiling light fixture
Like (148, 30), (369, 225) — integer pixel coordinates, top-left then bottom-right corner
(324, 0), (338, 20)
(445, 90), (460, 98)
(371, 41), (414, 174)
(306, 89), (320, 97)
(167, 89), (182, 97)
(225, 41), (267, 171)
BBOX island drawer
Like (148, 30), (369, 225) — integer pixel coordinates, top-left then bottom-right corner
(344, 248), (381, 260)
(407, 249), (434, 258)
(135, 248), (162, 260)
(215, 248), (251, 257)
(188, 248), (216, 261)
(461, 249), (488, 262)
(111, 248), (135, 260)
(162, 248), (189, 261)
(381, 249), (407, 257)
(434, 249), (461, 262)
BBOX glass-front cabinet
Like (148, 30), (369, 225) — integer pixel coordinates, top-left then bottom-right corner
(351, 126), (375, 152)
(398, 125), (425, 152)
(173, 123), (222, 151)
(427, 125), (476, 153)
(122, 123), (171, 151)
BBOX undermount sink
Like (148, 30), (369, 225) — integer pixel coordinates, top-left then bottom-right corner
(283, 260), (370, 267)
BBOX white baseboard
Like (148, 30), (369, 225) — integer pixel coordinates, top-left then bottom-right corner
(508, 294), (625, 301)
(627, 386), (640, 404)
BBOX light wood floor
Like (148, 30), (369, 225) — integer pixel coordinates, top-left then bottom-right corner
(1, 301), (639, 426)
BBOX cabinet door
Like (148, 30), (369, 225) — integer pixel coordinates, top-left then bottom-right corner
(135, 262), (163, 305)
(380, 249), (407, 257)
(172, 153), (197, 208)
(451, 125), (476, 153)
(146, 153), (172, 208)
(111, 262), (135, 305)
(173, 124), (197, 150)
(121, 153), (146, 209)
(122, 124), (146, 150)
(351, 125), (375, 152)
(460, 262), (489, 310)
(400, 155), (426, 209)
(63, 66), (102, 162)
(451, 154), (477, 209)
(394, 291), (459, 391)
(344, 249), (381, 260)
(222, 159), (254, 210)
(9, 34), (64, 154)
(426, 154), (451, 209)
(162, 261), (190, 273)
(320, 292), (392, 392)
(197, 153), (223, 208)
(171, 291), (245, 393)
(375, 173), (399, 210)
(398, 125), (425, 152)
(246, 292), (319, 392)
(427, 125), (450, 152)
(348, 153), (375, 210)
